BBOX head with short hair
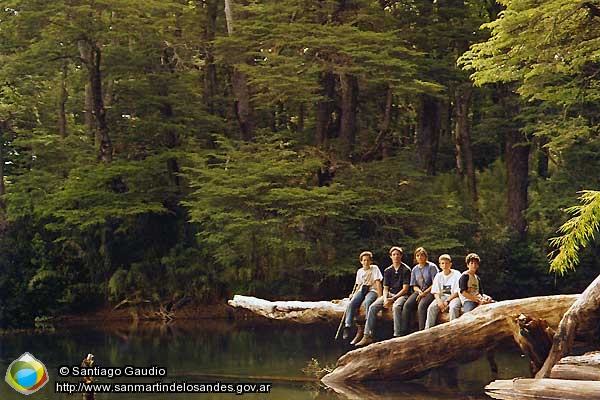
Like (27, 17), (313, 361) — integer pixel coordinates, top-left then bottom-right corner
(439, 254), (452, 263)
(389, 246), (403, 256)
(359, 251), (373, 262)
(414, 247), (428, 260)
(465, 253), (481, 265)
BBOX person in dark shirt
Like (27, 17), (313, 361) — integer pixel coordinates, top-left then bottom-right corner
(453, 253), (493, 317)
(355, 246), (411, 346)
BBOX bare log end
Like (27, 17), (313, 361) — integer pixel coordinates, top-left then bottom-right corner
(485, 378), (600, 400)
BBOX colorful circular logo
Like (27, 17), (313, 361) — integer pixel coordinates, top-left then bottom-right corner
(5, 352), (49, 395)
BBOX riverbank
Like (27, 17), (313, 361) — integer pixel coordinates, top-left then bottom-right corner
(0, 302), (267, 334)
(58, 302), (263, 323)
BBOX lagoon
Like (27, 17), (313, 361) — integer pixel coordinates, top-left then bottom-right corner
(0, 320), (532, 399)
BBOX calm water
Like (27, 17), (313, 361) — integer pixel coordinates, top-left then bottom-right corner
(0, 319), (532, 399)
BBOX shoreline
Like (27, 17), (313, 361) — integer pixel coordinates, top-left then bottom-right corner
(1, 303), (269, 334)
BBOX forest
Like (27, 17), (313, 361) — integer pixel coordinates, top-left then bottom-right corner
(0, 0), (599, 329)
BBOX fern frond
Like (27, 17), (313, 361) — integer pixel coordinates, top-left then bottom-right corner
(548, 190), (600, 275)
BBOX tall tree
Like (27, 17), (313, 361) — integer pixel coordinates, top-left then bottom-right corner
(460, 0), (600, 239)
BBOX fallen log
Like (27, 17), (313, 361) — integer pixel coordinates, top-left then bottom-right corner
(227, 295), (346, 324)
(536, 273), (600, 378)
(550, 351), (600, 381)
(227, 295), (452, 324)
(321, 295), (578, 383)
(485, 378), (600, 400)
(509, 314), (554, 374)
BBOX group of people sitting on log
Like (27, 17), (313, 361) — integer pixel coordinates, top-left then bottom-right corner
(341, 246), (493, 346)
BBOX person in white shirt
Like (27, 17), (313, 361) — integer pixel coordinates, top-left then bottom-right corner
(342, 251), (383, 342)
(425, 254), (462, 328)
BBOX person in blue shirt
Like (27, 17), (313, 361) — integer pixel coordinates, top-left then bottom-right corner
(400, 247), (439, 335)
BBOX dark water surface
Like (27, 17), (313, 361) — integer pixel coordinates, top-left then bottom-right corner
(1, 319), (532, 399)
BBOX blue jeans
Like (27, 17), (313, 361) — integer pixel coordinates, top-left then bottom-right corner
(463, 300), (478, 313)
(425, 295), (448, 329)
(424, 296), (462, 328)
(392, 295), (409, 336)
(345, 288), (378, 327)
(363, 294), (408, 337)
(401, 291), (434, 335)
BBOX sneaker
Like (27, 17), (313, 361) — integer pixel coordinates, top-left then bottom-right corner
(355, 334), (373, 347)
(349, 326), (364, 345)
(342, 326), (350, 340)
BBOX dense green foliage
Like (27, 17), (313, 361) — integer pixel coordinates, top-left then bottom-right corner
(0, 0), (598, 328)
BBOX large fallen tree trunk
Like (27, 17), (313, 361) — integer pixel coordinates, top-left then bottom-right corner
(321, 295), (578, 383)
(227, 295), (347, 324)
(485, 378), (600, 400)
(535, 273), (600, 378)
(228, 295), (454, 324)
(485, 351), (600, 399)
(549, 351), (600, 381)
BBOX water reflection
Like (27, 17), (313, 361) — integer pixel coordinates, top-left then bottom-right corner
(0, 319), (531, 399)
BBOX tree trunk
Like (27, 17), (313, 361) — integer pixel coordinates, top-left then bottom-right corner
(505, 129), (529, 241)
(339, 73), (358, 158)
(362, 84), (393, 162)
(224, 0), (253, 141)
(228, 295), (346, 323)
(297, 102), (305, 134)
(417, 95), (440, 175)
(224, 0), (234, 34)
(58, 63), (68, 138)
(510, 314), (554, 374)
(0, 120), (6, 212)
(454, 85), (477, 202)
(321, 295), (577, 383)
(485, 378), (600, 400)
(549, 351), (600, 380)
(78, 39), (112, 162)
(537, 136), (550, 179)
(84, 82), (95, 141)
(159, 47), (181, 188)
(536, 273), (600, 378)
(203, 0), (219, 114)
(316, 72), (336, 147)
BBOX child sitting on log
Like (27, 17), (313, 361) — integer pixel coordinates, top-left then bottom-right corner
(342, 251), (383, 343)
(452, 252), (494, 317)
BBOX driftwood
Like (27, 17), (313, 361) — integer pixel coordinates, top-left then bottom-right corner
(510, 314), (554, 373)
(485, 378), (600, 400)
(112, 296), (190, 321)
(549, 351), (600, 381)
(227, 294), (452, 324)
(228, 295), (347, 323)
(321, 295), (578, 383)
(536, 273), (600, 378)
(486, 352), (600, 399)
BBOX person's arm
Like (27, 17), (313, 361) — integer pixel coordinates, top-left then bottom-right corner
(374, 279), (383, 297)
(417, 284), (433, 303)
(461, 289), (481, 304)
(421, 284), (433, 295)
(477, 277), (493, 303)
(397, 283), (409, 297)
(350, 269), (362, 298)
(458, 273), (478, 303)
(349, 283), (359, 298)
(416, 265), (436, 300)
(382, 285), (389, 299)
(431, 273), (444, 309)
(459, 275), (480, 303)
(397, 266), (411, 298)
